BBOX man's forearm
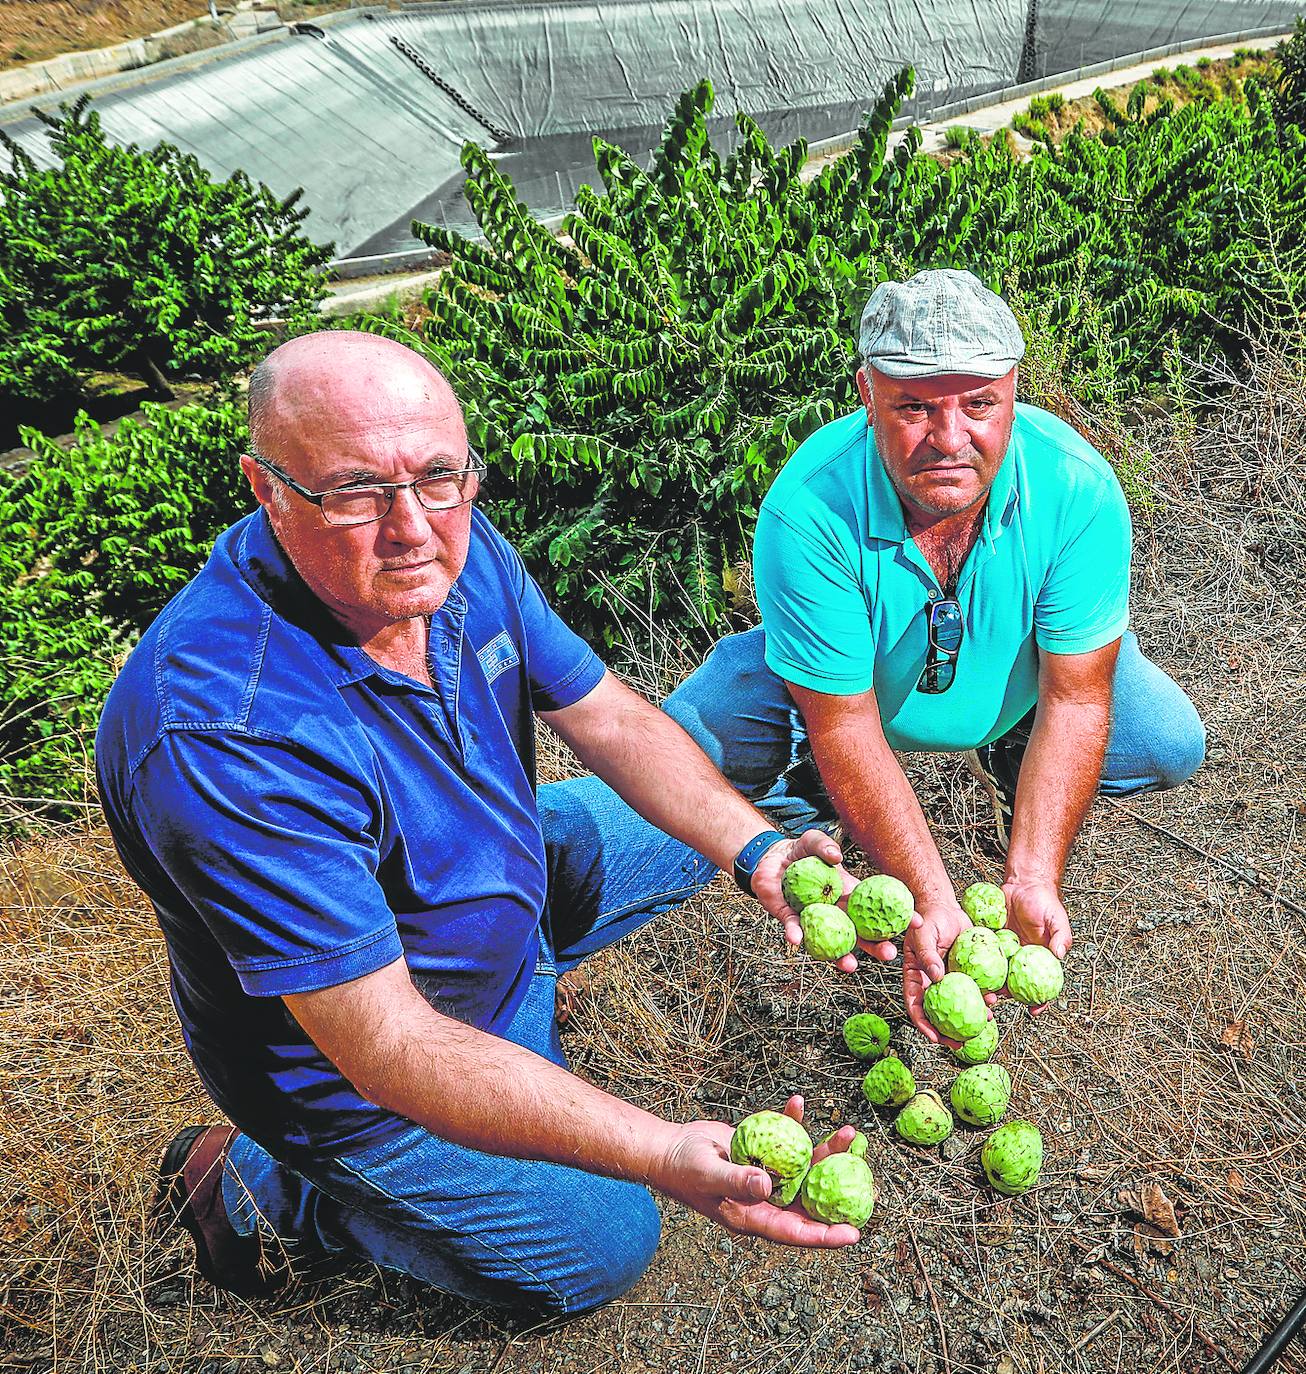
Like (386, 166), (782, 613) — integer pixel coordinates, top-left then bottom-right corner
(1006, 697), (1110, 886)
(290, 964), (680, 1185)
(543, 675), (777, 870)
(805, 719), (954, 909)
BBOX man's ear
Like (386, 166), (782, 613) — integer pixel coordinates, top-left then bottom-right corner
(855, 366), (874, 422)
(239, 452), (276, 512)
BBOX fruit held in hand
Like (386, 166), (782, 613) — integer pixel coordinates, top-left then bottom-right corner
(843, 1012), (891, 1060)
(819, 1127), (870, 1159)
(981, 1119), (1044, 1195)
(782, 856), (841, 911)
(922, 972), (989, 1041)
(946, 927), (1009, 992)
(951, 1063), (1012, 1126)
(895, 1089), (953, 1146)
(862, 1055), (915, 1108)
(1006, 945), (1065, 1005)
(847, 874), (914, 941)
(730, 1110), (813, 1205)
(961, 881), (1007, 930)
(994, 928), (1021, 959)
(800, 1151), (876, 1226)
(800, 903), (857, 961)
(953, 1018), (999, 1065)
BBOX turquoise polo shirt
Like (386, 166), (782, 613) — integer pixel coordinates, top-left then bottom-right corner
(753, 403), (1131, 752)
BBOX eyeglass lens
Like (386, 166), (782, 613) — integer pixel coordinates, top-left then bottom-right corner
(321, 471), (477, 525)
(918, 598), (964, 694)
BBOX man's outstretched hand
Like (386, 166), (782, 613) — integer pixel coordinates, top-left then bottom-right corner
(752, 829), (901, 968)
(1001, 876), (1071, 1015)
(653, 1095), (861, 1248)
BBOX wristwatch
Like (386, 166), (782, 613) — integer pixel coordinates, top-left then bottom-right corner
(731, 830), (789, 894)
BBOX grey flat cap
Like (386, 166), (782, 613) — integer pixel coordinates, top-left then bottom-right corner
(858, 268), (1025, 379)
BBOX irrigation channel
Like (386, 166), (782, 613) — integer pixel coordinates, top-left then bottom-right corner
(0, 0), (1301, 267)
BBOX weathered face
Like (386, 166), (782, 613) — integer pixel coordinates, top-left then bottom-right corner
(240, 338), (475, 643)
(857, 366), (1017, 525)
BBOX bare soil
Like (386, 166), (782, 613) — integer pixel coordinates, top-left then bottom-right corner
(1, 335), (1303, 1372)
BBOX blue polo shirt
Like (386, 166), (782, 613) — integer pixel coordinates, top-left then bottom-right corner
(754, 403), (1131, 750)
(96, 508), (604, 1158)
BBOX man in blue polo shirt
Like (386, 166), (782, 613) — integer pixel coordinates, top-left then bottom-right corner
(664, 270), (1205, 1039)
(96, 331), (879, 1313)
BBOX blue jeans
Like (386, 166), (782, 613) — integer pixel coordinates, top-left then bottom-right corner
(221, 776), (716, 1316)
(661, 627), (1206, 836)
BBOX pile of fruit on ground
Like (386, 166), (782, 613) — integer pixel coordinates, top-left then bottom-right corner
(732, 860), (1069, 1225)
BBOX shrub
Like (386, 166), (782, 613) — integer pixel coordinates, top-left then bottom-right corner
(0, 401), (251, 815)
(943, 125), (978, 149)
(0, 97), (332, 412)
(1274, 18), (1306, 128)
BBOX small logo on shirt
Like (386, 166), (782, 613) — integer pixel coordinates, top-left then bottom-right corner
(477, 631), (520, 684)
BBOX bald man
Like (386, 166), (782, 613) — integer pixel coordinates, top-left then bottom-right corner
(95, 331), (870, 1315)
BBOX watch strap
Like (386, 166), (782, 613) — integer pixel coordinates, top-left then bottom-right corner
(731, 830), (789, 894)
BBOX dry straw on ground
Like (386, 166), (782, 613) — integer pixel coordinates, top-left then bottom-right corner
(1, 337), (1304, 1373)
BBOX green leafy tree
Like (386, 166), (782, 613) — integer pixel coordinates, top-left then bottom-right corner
(0, 401), (251, 815)
(0, 96), (332, 408)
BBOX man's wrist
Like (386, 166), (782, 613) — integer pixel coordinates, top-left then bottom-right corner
(731, 829), (788, 894)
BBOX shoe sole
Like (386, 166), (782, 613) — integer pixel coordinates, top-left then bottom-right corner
(963, 750), (1012, 853)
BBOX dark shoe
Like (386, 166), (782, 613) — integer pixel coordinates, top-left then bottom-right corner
(965, 742), (1019, 853)
(156, 1125), (291, 1297)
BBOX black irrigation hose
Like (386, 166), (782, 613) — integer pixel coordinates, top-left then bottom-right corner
(388, 35), (513, 143)
(1242, 1291), (1306, 1374)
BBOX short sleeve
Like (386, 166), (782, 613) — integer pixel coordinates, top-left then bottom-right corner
(1034, 474), (1132, 655)
(754, 507), (875, 694)
(493, 524), (605, 710)
(130, 730), (404, 997)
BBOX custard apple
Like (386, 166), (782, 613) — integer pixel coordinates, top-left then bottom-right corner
(782, 856), (840, 911)
(946, 927), (1009, 992)
(960, 881), (1007, 930)
(1006, 945), (1065, 1005)
(994, 928), (1021, 959)
(843, 1012), (892, 1061)
(800, 903), (857, 961)
(818, 1127), (870, 1159)
(895, 1089), (953, 1146)
(953, 1018), (999, 1065)
(847, 874), (914, 941)
(922, 972), (989, 1042)
(981, 1119), (1044, 1195)
(951, 1063), (1012, 1127)
(729, 1110), (813, 1204)
(862, 1056), (915, 1108)
(800, 1151), (876, 1227)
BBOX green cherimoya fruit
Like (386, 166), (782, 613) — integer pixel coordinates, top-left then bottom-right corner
(981, 1119), (1044, 1195)
(994, 928), (1021, 959)
(782, 856), (840, 911)
(818, 1127), (870, 1159)
(730, 1110), (813, 1204)
(895, 1089), (953, 1146)
(800, 1151), (876, 1227)
(1006, 945), (1065, 1005)
(800, 903), (857, 961)
(953, 1018), (999, 1065)
(847, 874), (914, 941)
(843, 1012), (891, 1060)
(922, 972), (989, 1042)
(960, 881), (1007, 930)
(946, 927), (1009, 992)
(862, 1055), (915, 1108)
(951, 1063), (1012, 1126)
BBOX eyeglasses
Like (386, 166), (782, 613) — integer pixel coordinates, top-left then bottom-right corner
(252, 451), (486, 527)
(916, 597), (964, 694)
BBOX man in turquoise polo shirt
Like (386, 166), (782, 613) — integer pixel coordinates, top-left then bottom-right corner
(664, 269), (1205, 1039)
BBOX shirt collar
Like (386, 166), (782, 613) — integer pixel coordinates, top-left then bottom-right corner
(234, 509), (463, 691)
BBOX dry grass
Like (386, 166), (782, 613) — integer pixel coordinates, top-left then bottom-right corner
(2, 338), (1305, 1372)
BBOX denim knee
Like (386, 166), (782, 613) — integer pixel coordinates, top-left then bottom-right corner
(546, 1184), (662, 1316)
(1155, 707), (1206, 790)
